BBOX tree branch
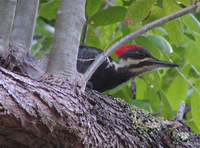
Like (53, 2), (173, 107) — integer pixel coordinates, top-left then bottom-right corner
(46, 0), (86, 78)
(84, 3), (200, 82)
(0, 66), (199, 147)
(176, 101), (185, 121)
(0, 0), (16, 58)
(10, 0), (39, 54)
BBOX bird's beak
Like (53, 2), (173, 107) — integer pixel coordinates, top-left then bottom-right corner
(151, 60), (179, 68)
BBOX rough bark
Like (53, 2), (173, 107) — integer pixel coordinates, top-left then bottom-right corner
(0, 44), (48, 79)
(0, 66), (199, 148)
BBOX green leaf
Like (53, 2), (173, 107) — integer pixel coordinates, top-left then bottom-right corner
(142, 71), (161, 92)
(187, 66), (200, 85)
(182, 14), (200, 34)
(101, 24), (123, 49)
(107, 80), (130, 95)
(119, 22), (132, 35)
(112, 82), (133, 102)
(177, 0), (190, 6)
(182, 64), (191, 77)
(187, 120), (200, 134)
(163, 0), (179, 15)
(125, 0), (157, 24)
(32, 35), (52, 59)
(35, 18), (54, 35)
(85, 0), (102, 17)
(150, 35), (173, 53)
(135, 36), (161, 59)
(85, 26), (101, 49)
(193, 34), (200, 49)
(32, 40), (43, 57)
(123, 0), (136, 6)
(88, 6), (127, 26)
(187, 111), (200, 134)
(166, 75), (188, 110)
(186, 110), (192, 119)
(189, 13), (200, 32)
(143, 6), (166, 24)
(39, 0), (60, 19)
(196, 5), (200, 13)
(148, 88), (161, 113)
(191, 90), (200, 131)
(135, 77), (147, 100)
(159, 89), (173, 119)
(165, 19), (183, 46)
(129, 100), (150, 108)
(195, 80), (200, 90)
(185, 42), (200, 72)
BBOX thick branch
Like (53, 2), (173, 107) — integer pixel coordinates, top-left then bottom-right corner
(0, 67), (199, 147)
(0, 0), (16, 58)
(10, 0), (39, 54)
(46, 0), (86, 77)
(84, 3), (200, 82)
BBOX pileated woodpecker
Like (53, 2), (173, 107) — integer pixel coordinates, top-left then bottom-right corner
(77, 45), (178, 92)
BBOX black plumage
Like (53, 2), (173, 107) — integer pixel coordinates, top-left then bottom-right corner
(77, 45), (178, 92)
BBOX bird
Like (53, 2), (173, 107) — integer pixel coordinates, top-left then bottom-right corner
(77, 45), (178, 92)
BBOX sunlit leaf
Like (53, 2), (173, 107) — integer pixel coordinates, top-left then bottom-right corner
(191, 90), (200, 131)
(135, 78), (147, 100)
(185, 42), (200, 72)
(88, 6), (127, 26)
(125, 0), (157, 24)
(101, 24), (123, 49)
(142, 6), (166, 24)
(165, 19), (183, 46)
(159, 89), (173, 119)
(193, 34), (200, 49)
(163, 0), (179, 15)
(187, 120), (200, 134)
(85, 0), (102, 17)
(182, 64), (191, 77)
(150, 35), (173, 53)
(148, 88), (160, 113)
(85, 26), (101, 49)
(142, 71), (161, 92)
(177, 0), (190, 6)
(166, 75), (188, 110)
(182, 14), (200, 34)
(39, 0), (59, 19)
(189, 13), (200, 32)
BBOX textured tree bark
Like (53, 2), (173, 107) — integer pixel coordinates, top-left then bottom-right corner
(0, 65), (200, 148)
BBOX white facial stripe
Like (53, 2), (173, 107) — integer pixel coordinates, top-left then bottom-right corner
(105, 58), (120, 70)
(118, 58), (153, 67)
(105, 57), (112, 68)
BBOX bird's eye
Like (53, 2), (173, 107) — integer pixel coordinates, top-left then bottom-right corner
(139, 53), (145, 58)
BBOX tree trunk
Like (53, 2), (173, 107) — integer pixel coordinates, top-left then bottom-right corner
(0, 65), (199, 148)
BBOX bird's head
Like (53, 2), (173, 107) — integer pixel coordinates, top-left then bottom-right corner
(115, 45), (178, 75)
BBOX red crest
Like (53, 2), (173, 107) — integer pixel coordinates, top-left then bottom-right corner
(115, 45), (141, 57)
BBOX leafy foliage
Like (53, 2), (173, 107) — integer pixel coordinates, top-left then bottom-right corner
(34, 0), (200, 134)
